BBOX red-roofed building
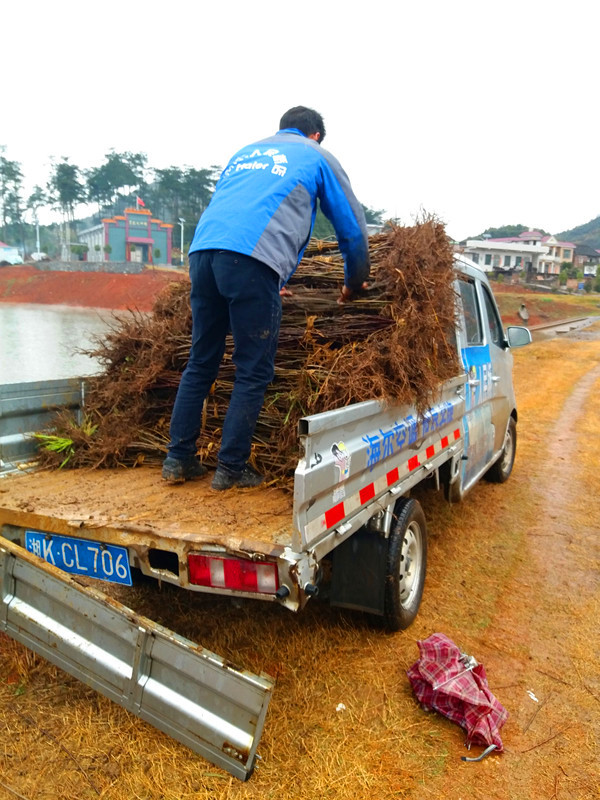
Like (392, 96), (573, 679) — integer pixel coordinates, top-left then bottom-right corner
(482, 230), (545, 246)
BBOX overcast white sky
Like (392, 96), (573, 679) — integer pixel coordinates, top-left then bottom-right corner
(3, 0), (598, 241)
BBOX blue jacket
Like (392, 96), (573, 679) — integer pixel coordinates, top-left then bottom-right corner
(189, 129), (370, 289)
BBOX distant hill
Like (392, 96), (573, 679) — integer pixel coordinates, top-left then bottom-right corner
(469, 218), (600, 251)
(468, 224), (549, 241)
(557, 216), (600, 250)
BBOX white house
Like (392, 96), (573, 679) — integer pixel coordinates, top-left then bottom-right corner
(464, 230), (579, 278)
(0, 241), (23, 265)
(537, 235), (575, 276)
(462, 239), (548, 275)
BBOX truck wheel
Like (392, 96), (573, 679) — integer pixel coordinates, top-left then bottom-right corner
(383, 498), (427, 631)
(485, 417), (517, 483)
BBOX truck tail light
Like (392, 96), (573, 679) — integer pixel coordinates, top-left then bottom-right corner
(188, 554), (279, 595)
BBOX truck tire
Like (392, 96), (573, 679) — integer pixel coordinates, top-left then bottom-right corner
(383, 498), (428, 631)
(485, 417), (516, 483)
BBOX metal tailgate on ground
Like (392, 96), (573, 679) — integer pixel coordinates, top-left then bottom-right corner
(0, 537), (274, 781)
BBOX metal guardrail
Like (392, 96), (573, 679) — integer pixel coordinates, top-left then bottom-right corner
(0, 379), (84, 472)
(0, 536), (274, 780)
(528, 315), (596, 332)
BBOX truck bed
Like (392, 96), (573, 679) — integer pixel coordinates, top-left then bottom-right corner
(0, 466), (294, 557)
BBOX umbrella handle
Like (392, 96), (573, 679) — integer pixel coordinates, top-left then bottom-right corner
(461, 744), (498, 762)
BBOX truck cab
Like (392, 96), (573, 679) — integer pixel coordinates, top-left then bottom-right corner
(452, 255), (531, 497)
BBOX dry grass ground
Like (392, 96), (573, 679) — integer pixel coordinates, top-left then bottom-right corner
(1, 326), (600, 800)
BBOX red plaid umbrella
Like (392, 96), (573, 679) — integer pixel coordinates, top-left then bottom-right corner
(407, 633), (508, 756)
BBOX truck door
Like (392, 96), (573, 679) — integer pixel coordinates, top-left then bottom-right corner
(456, 277), (495, 491)
(478, 282), (513, 453)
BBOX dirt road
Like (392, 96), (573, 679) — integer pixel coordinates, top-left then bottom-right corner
(418, 328), (600, 799)
(1, 327), (599, 800)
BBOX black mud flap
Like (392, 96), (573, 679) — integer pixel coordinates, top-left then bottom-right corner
(330, 527), (386, 615)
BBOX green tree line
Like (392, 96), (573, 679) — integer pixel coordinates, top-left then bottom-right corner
(0, 147), (384, 259)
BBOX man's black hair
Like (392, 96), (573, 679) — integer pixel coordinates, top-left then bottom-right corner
(279, 106), (326, 142)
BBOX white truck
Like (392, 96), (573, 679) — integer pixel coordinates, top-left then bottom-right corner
(0, 255), (531, 778)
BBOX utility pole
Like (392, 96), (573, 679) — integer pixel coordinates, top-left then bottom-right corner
(34, 211), (40, 255)
(179, 218), (185, 268)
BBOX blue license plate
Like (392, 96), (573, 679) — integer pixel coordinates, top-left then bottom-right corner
(25, 530), (132, 586)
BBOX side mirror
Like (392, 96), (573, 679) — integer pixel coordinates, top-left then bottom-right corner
(506, 326), (532, 348)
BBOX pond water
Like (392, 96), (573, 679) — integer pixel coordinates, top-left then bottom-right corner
(0, 304), (118, 384)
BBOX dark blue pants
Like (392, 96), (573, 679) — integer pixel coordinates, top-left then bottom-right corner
(168, 249), (282, 473)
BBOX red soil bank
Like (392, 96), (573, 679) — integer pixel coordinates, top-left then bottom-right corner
(0, 266), (188, 311)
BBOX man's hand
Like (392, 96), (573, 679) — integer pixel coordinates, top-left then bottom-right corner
(337, 282), (368, 305)
(280, 286), (293, 297)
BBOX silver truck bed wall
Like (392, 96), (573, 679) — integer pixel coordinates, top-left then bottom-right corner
(1, 375), (467, 613)
(0, 536), (274, 781)
(293, 375), (466, 558)
(0, 379), (84, 472)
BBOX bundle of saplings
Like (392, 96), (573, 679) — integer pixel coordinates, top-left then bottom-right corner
(36, 218), (460, 483)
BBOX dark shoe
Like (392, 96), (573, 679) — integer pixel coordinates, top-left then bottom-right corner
(162, 456), (207, 484)
(211, 464), (265, 491)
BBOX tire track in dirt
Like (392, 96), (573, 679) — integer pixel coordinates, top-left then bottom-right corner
(530, 363), (600, 597)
